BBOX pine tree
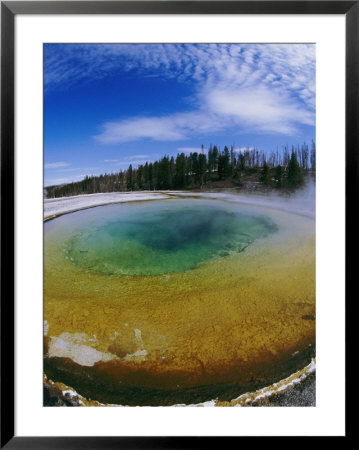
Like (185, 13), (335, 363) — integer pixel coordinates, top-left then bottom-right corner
(148, 163), (153, 189)
(287, 152), (303, 188)
(310, 140), (316, 171)
(198, 153), (207, 187)
(126, 164), (133, 191)
(274, 165), (283, 188)
(119, 171), (125, 191)
(207, 146), (214, 174)
(260, 161), (271, 185)
(158, 156), (170, 189)
(136, 165), (144, 190)
(175, 153), (186, 188)
(45, 141), (315, 198)
(223, 146), (231, 177)
(191, 152), (199, 184)
(238, 152), (245, 171)
(212, 145), (219, 172)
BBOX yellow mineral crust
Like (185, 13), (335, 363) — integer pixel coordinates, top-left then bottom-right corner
(44, 201), (315, 402)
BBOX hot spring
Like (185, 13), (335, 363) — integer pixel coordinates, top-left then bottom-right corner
(44, 196), (315, 406)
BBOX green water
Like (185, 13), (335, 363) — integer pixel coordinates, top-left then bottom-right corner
(49, 199), (277, 276)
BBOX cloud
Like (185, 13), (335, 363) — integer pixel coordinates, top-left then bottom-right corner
(96, 117), (185, 143)
(95, 112), (220, 143)
(129, 154), (150, 160)
(110, 159), (150, 167)
(46, 43), (315, 140)
(60, 166), (99, 172)
(44, 162), (70, 169)
(45, 175), (85, 186)
(45, 44), (314, 100)
(104, 155), (150, 162)
(103, 155), (153, 168)
(95, 82), (314, 143)
(234, 147), (257, 153)
(206, 86), (314, 135)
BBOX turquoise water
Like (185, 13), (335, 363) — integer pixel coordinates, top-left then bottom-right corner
(50, 199), (277, 276)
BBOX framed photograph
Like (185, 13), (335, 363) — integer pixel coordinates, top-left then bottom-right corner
(1, 1), (353, 446)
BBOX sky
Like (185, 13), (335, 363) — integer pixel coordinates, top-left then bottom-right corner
(44, 43), (315, 187)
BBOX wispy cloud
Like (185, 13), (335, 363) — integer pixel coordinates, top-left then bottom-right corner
(46, 43), (315, 140)
(109, 159), (149, 167)
(95, 112), (221, 144)
(103, 155), (153, 168)
(103, 155), (150, 163)
(44, 161), (70, 169)
(45, 44), (315, 103)
(96, 117), (187, 143)
(59, 166), (100, 173)
(234, 146), (257, 153)
(45, 174), (85, 186)
(95, 82), (314, 142)
(205, 86), (314, 135)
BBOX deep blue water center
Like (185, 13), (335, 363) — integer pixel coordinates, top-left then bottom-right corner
(64, 200), (277, 275)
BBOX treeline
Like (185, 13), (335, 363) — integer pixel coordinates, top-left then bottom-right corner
(45, 142), (315, 198)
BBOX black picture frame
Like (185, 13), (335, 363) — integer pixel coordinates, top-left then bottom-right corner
(1, 1), (354, 447)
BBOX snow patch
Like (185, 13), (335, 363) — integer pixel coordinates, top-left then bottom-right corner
(44, 191), (171, 219)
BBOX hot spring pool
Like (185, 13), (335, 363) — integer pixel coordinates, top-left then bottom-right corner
(44, 197), (315, 406)
(62, 202), (278, 275)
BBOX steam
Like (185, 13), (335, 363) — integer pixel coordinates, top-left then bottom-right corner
(174, 180), (316, 220)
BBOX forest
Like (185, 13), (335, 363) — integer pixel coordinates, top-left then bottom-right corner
(45, 142), (316, 198)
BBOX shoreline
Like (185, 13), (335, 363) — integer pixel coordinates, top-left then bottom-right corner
(44, 189), (315, 221)
(44, 359), (315, 407)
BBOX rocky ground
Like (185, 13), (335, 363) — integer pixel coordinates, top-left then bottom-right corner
(255, 372), (315, 407)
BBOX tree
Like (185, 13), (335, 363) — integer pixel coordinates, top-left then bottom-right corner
(175, 153), (186, 188)
(310, 140), (316, 171)
(230, 146), (236, 174)
(44, 140), (315, 198)
(136, 165), (144, 190)
(218, 147), (230, 179)
(198, 153), (207, 187)
(260, 161), (271, 185)
(119, 171), (125, 191)
(237, 152), (245, 171)
(207, 146), (214, 174)
(287, 152), (303, 188)
(157, 156), (171, 189)
(274, 165), (283, 188)
(217, 154), (225, 179)
(223, 146), (231, 177)
(143, 163), (149, 190)
(148, 163), (154, 189)
(126, 164), (133, 191)
(191, 152), (199, 184)
(212, 145), (219, 172)
(170, 156), (176, 188)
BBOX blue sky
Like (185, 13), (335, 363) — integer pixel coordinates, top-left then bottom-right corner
(44, 43), (315, 186)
